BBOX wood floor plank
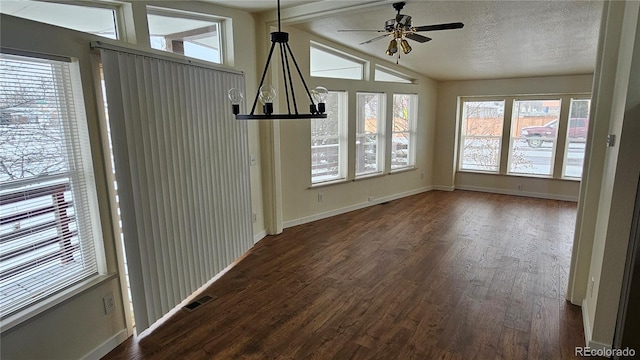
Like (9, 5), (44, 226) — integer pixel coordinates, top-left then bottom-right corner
(103, 190), (587, 360)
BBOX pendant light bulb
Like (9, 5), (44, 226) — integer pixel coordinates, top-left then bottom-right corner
(400, 39), (412, 54)
(311, 86), (329, 114)
(386, 39), (398, 56)
(259, 84), (276, 115)
(228, 88), (244, 115)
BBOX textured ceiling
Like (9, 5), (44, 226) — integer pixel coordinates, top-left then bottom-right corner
(292, 0), (604, 81)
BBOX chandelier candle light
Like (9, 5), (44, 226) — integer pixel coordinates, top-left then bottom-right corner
(229, 0), (327, 120)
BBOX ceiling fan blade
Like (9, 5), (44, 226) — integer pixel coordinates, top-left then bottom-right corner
(359, 33), (392, 45)
(405, 33), (432, 43)
(413, 22), (464, 32)
(338, 29), (387, 33)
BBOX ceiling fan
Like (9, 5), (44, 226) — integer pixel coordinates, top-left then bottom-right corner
(338, 1), (464, 61)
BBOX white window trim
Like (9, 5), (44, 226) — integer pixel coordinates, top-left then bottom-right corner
(391, 93), (418, 171)
(311, 91), (348, 185)
(355, 92), (386, 178)
(310, 41), (369, 80)
(375, 64), (414, 84)
(457, 94), (591, 180)
(146, 5), (226, 65)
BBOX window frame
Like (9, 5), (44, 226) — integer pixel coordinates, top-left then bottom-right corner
(0, 0), (121, 40)
(391, 93), (418, 171)
(561, 97), (591, 180)
(310, 90), (348, 185)
(0, 52), (107, 329)
(375, 65), (414, 84)
(457, 94), (591, 180)
(458, 98), (506, 174)
(507, 98), (562, 177)
(309, 41), (368, 81)
(355, 92), (386, 178)
(146, 6), (225, 65)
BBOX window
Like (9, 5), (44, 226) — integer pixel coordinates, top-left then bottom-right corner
(310, 42), (365, 80)
(375, 65), (413, 83)
(563, 99), (591, 178)
(147, 7), (223, 64)
(0, 0), (118, 39)
(509, 99), (561, 176)
(459, 100), (505, 172)
(0, 53), (102, 319)
(356, 93), (386, 176)
(391, 94), (417, 170)
(311, 91), (347, 184)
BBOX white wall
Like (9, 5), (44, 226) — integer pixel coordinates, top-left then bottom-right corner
(0, 1), (260, 358)
(578, 0), (640, 348)
(436, 75), (593, 199)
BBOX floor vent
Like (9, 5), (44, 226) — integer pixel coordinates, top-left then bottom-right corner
(183, 295), (217, 312)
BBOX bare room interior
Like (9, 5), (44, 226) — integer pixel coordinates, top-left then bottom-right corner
(0, 0), (639, 359)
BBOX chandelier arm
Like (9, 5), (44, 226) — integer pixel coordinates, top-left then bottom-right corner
(278, 42), (292, 114)
(285, 42), (316, 106)
(251, 40), (278, 115)
(282, 43), (299, 115)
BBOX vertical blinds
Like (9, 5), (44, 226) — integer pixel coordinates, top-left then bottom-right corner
(100, 48), (253, 332)
(0, 53), (102, 318)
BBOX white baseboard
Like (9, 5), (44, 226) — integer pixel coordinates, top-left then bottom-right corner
(581, 299), (612, 352)
(83, 329), (128, 360)
(283, 186), (433, 229)
(582, 299), (592, 347)
(454, 184), (578, 202)
(433, 185), (455, 192)
(253, 230), (267, 244)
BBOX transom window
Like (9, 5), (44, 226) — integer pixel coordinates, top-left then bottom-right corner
(310, 42), (365, 80)
(0, 0), (118, 39)
(147, 7), (223, 64)
(375, 65), (413, 84)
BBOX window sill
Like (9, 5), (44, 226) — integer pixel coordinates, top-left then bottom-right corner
(0, 272), (118, 333)
(310, 178), (349, 188)
(353, 172), (386, 181)
(389, 166), (417, 174)
(458, 169), (500, 175)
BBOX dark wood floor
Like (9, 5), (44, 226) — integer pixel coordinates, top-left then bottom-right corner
(105, 190), (587, 359)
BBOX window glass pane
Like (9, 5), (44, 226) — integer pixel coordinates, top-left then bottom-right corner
(148, 9), (222, 64)
(375, 67), (412, 83)
(509, 99), (561, 176)
(392, 94), (417, 170)
(0, 1), (117, 39)
(459, 100), (505, 172)
(563, 99), (590, 178)
(310, 45), (363, 80)
(0, 53), (100, 318)
(356, 93), (385, 176)
(311, 91), (346, 183)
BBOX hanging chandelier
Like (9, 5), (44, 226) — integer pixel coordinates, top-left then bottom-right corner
(229, 0), (327, 120)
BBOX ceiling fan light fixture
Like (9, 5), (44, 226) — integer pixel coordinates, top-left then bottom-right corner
(400, 39), (412, 54)
(386, 39), (398, 56)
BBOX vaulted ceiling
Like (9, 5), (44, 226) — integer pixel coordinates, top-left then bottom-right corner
(207, 0), (604, 81)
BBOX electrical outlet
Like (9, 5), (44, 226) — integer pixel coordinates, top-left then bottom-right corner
(517, 184), (523, 191)
(252, 212), (257, 223)
(420, 173), (424, 180)
(249, 154), (257, 166)
(103, 292), (115, 314)
(368, 196), (374, 202)
(317, 193), (324, 202)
